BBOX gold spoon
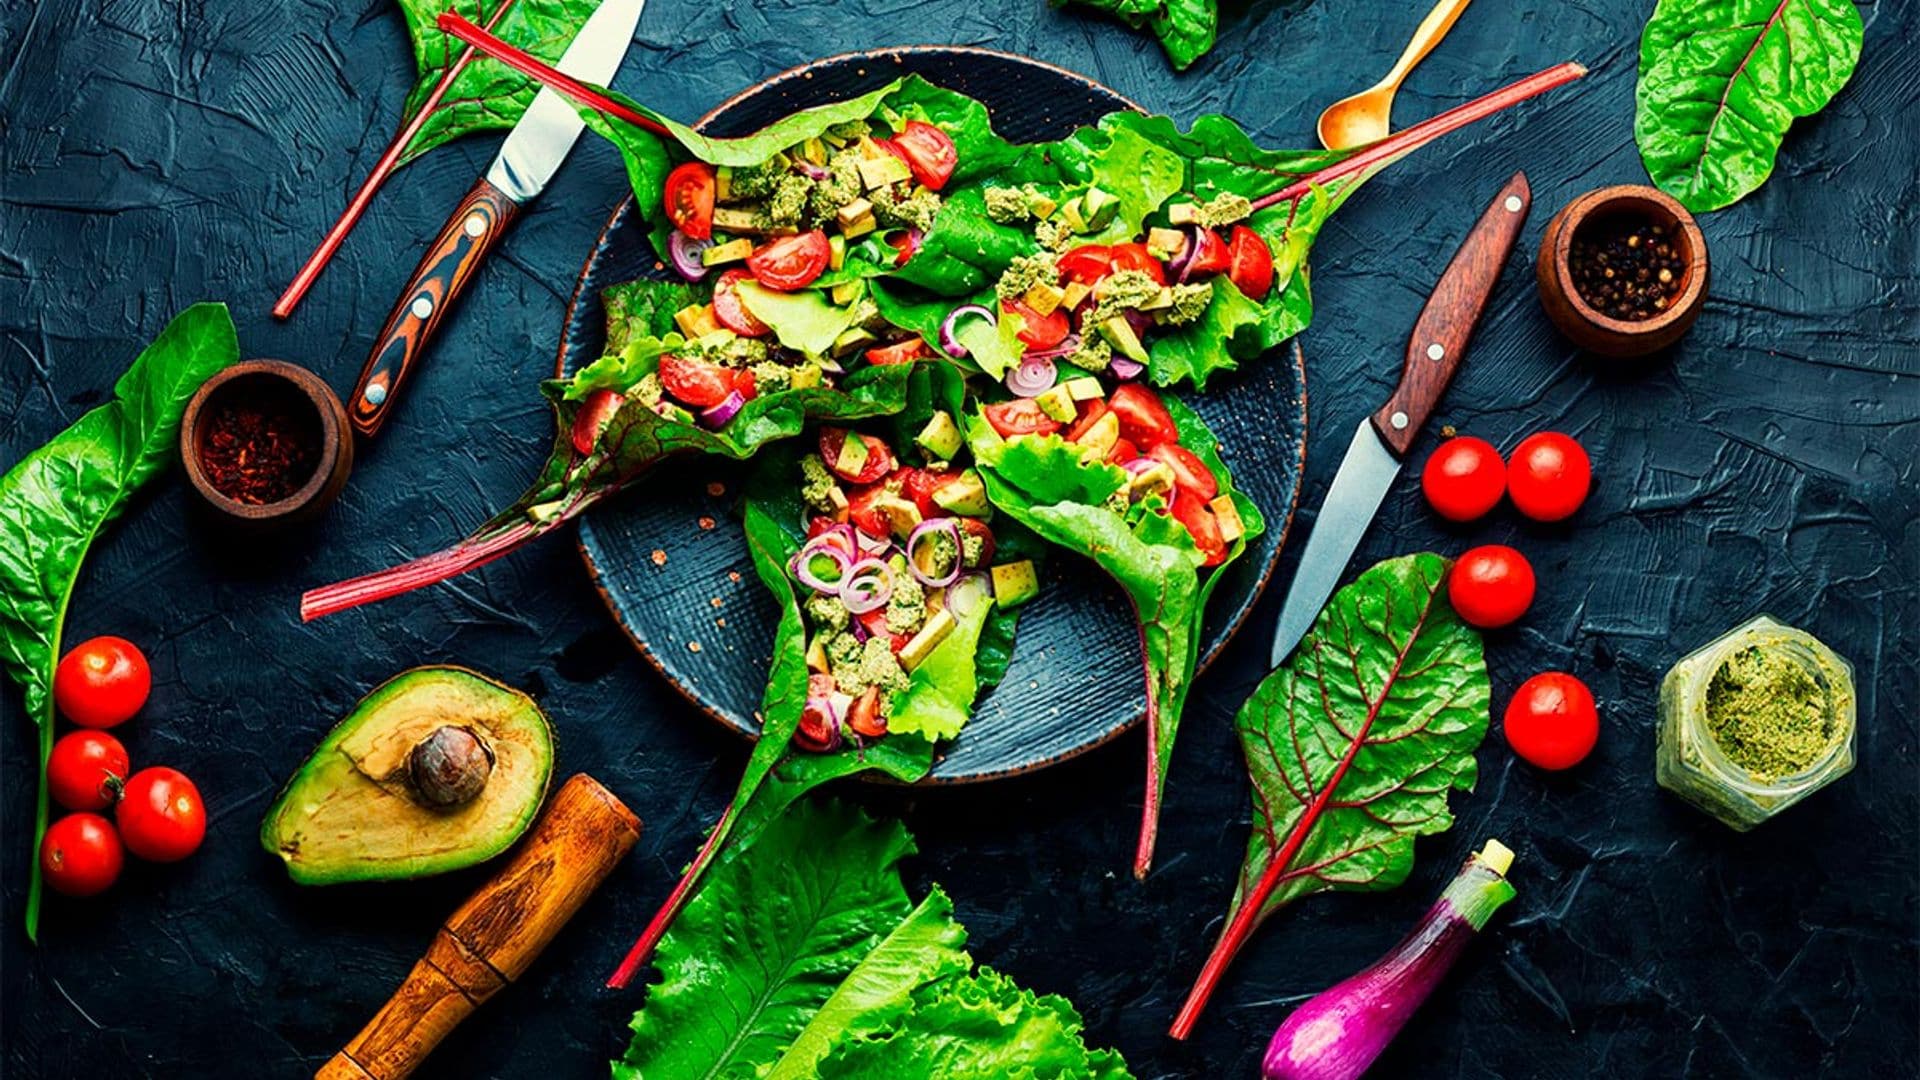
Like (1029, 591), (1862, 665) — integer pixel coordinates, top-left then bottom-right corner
(1317, 0), (1476, 150)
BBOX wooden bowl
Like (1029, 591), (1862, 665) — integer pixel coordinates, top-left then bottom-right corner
(1536, 184), (1708, 357)
(179, 359), (352, 527)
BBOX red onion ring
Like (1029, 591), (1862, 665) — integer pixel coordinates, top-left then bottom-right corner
(945, 572), (993, 618)
(840, 557), (894, 614)
(939, 304), (995, 358)
(1170, 224), (1205, 284)
(905, 518), (964, 588)
(1022, 333), (1081, 362)
(1121, 456), (1162, 477)
(789, 541), (852, 593)
(698, 389), (746, 428)
(1004, 354), (1058, 398)
(668, 230), (713, 282)
(855, 528), (893, 556)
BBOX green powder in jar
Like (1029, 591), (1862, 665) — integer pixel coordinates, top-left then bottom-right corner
(1704, 646), (1835, 780)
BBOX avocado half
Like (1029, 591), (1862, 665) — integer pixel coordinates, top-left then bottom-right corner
(260, 666), (555, 885)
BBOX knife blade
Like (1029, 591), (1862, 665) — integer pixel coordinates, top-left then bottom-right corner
(348, 0), (648, 439)
(1269, 171), (1531, 667)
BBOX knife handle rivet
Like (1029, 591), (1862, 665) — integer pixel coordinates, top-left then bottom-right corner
(1390, 411), (1409, 430)
(1426, 342), (1445, 361)
(1505, 195), (1524, 213)
(411, 296), (434, 320)
(464, 213), (487, 238)
(365, 384), (387, 406)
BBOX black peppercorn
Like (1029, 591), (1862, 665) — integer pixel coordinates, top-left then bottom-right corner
(1568, 214), (1686, 321)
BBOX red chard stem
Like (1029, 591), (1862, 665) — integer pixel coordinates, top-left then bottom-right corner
(435, 13), (675, 139)
(606, 803), (736, 989)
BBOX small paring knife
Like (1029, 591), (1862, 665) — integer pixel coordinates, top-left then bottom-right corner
(1268, 172), (1531, 667)
(347, 0), (648, 440)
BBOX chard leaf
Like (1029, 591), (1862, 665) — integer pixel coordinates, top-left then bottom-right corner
(1055, 0), (1220, 72)
(1635, 0), (1864, 212)
(395, 0), (591, 165)
(0, 303), (238, 937)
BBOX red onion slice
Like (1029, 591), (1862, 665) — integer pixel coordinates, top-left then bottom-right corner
(1121, 456), (1162, 477)
(1170, 224), (1205, 284)
(945, 572), (993, 618)
(795, 160), (831, 181)
(1023, 334), (1081, 362)
(905, 518), (964, 588)
(789, 540), (852, 593)
(1004, 354), (1058, 398)
(698, 389), (746, 428)
(668, 230), (713, 282)
(855, 527), (893, 556)
(796, 690), (844, 753)
(1109, 355), (1146, 380)
(939, 305), (995, 358)
(840, 557), (894, 614)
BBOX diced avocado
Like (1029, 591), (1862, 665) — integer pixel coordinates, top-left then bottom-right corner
(712, 206), (767, 233)
(916, 411), (964, 460)
(675, 303), (722, 338)
(1034, 384), (1077, 422)
(1063, 376), (1104, 401)
(1075, 410), (1120, 460)
(1060, 281), (1093, 311)
(1023, 281), (1068, 316)
(259, 667), (555, 885)
(1168, 202), (1201, 226)
(1058, 196), (1086, 233)
(806, 634), (830, 674)
(1098, 316), (1152, 365)
(836, 198), (876, 234)
(874, 494), (923, 539)
(828, 234), (847, 271)
(715, 166), (733, 201)
(832, 325), (878, 358)
(1140, 286), (1175, 312)
(1081, 186), (1120, 231)
(832, 429), (870, 477)
(1028, 191), (1059, 219)
(701, 237), (754, 266)
(695, 328), (739, 352)
(1210, 494), (1246, 543)
(1127, 461), (1177, 503)
(790, 363), (825, 391)
(857, 154), (912, 189)
(990, 560), (1040, 608)
(830, 280), (864, 307)
(1147, 227), (1188, 262)
(799, 137), (828, 165)
(931, 469), (990, 516)
(898, 608), (957, 671)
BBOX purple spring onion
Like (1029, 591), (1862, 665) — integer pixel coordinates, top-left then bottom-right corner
(1024, 333), (1081, 361)
(789, 540), (852, 593)
(795, 160), (831, 181)
(1262, 842), (1517, 1080)
(945, 572), (994, 619)
(905, 518), (964, 588)
(1166, 224), (1202, 282)
(697, 390), (747, 429)
(840, 557), (894, 615)
(848, 618), (870, 643)
(816, 356), (846, 376)
(939, 304), (995, 358)
(1109, 355), (1146, 381)
(1123, 309), (1154, 339)
(668, 230), (713, 282)
(1004, 353), (1058, 398)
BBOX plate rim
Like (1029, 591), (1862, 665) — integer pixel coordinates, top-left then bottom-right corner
(557, 45), (1308, 784)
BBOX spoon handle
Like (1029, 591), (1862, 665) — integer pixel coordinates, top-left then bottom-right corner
(1381, 0), (1475, 89)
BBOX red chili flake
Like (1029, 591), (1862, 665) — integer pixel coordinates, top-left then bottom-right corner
(200, 397), (320, 505)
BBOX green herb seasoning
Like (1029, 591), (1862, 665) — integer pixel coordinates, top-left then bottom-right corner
(1569, 215), (1685, 321)
(1704, 646), (1836, 780)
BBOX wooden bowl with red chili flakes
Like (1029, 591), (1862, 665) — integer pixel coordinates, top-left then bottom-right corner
(180, 359), (351, 527)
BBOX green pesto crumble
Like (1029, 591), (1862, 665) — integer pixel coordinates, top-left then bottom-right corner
(1705, 646), (1837, 780)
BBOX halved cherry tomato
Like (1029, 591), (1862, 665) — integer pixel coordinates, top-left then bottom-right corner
(41, 813), (122, 897)
(848, 686), (889, 737)
(663, 162), (715, 240)
(1226, 225), (1275, 298)
(1107, 243), (1167, 285)
(896, 468), (945, 519)
(1057, 244), (1113, 285)
(820, 428), (895, 484)
(872, 137), (910, 164)
(847, 485), (891, 539)
(957, 518), (996, 568)
(807, 516), (842, 538)
(48, 730), (129, 812)
(1186, 229), (1231, 277)
(1106, 437), (1139, 465)
(1063, 397), (1110, 443)
(982, 398), (1062, 438)
(1171, 490), (1228, 566)
(56, 637), (150, 729)
(1108, 384), (1178, 449)
(884, 230), (919, 267)
(1001, 299), (1071, 350)
(659, 354), (739, 408)
(794, 674), (839, 752)
(892, 121), (958, 190)
(570, 389), (625, 455)
(732, 368), (758, 401)
(1150, 443), (1219, 500)
(713, 268), (771, 337)
(747, 230), (831, 291)
(866, 338), (931, 366)
(853, 610), (911, 654)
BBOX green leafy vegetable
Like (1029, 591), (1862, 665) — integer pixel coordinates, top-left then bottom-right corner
(968, 396), (1262, 878)
(1170, 553), (1491, 1038)
(1054, 0), (1220, 71)
(0, 303), (239, 938)
(1635, 0), (1864, 213)
(395, 0), (591, 165)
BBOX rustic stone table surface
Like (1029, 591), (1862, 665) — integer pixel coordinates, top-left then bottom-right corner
(2, 1), (1915, 1076)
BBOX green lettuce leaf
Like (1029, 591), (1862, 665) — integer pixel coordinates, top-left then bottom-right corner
(0, 303), (238, 937)
(1634, 0), (1864, 213)
(394, 0), (591, 165)
(1054, 0), (1220, 71)
(737, 280), (860, 356)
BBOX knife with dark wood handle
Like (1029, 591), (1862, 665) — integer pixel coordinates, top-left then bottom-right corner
(314, 774), (641, 1080)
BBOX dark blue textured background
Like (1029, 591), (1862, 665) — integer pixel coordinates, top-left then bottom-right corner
(3, 1), (1915, 1076)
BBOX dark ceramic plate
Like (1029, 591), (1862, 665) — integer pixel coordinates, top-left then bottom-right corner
(558, 47), (1307, 782)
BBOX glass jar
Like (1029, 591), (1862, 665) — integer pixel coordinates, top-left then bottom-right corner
(1656, 615), (1855, 830)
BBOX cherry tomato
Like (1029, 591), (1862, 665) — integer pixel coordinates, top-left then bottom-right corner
(806, 516), (841, 538)
(1056, 244), (1113, 285)
(115, 767), (206, 863)
(1108, 384), (1179, 449)
(1002, 299), (1070, 350)
(1421, 436), (1507, 522)
(847, 485), (892, 540)
(48, 730), (129, 812)
(1170, 490), (1228, 566)
(885, 230), (919, 267)
(1149, 443), (1219, 501)
(1106, 242), (1168, 285)
(663, 162), (716, 240)
(853, 609), (910, 654)
(1226, 225), (1275, 299)
(55, 636), (150, 729)
(1503, 672), (1599, 770)
(570, 389), (625, 455)
(820, 428), (895, 484)
(1507, 432), (1591, 522)
(848, 687), (888, 738)
(41, 812), (123, 897)
(712, 269), (771, 337)
(866, 338), (930, 366)
(957, 517), (996, 567)
(897, 468), (946, 519)
(1063, 397), (1110, 443)
(747, 230), (831, 291)
(1185, 229), (1231, 277)
(1106, 437), (1139, 465)
(794, 674), (839, 752)
(731, 368), (758, 402)
(982, 398), (1062, 438)
(891, 121), (958, 190)
(658, 354), (740, 408)
(1448, 545), (1536, 629)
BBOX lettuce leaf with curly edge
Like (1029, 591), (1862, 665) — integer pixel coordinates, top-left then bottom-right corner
(1054, 0), (1219, 71)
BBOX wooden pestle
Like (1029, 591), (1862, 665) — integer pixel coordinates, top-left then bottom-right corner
(316, 773), (641, 1080)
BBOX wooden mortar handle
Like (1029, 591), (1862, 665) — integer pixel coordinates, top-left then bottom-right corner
(317, 774), (641, 1080)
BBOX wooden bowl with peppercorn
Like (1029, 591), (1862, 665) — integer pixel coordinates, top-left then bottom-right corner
(180, 359), (352, 528)
(1536, 184), (1708, 358)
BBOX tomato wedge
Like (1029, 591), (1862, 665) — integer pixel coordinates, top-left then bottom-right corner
(1226, 225), (1275, 298)
(848, 687), (890, 735)
(896, 467), (947, 519)
(747, 230), (831, 291)
(663, 162), (715, 240)
(1107, 242), (1167, 285)
(1149, 443), (1219, 500)
(820, 427), (895, 484)
(1063, 397), (1110, 443)
(659, 354), (738, 408)
(571, 389), (625, 455)
(892, 121), (958, 190)
(1002, 299), (1070, 350)
(847, 485), (891, 539)
(1108, 384), (1179, 449)
(866, 338), (931, 366)
(982, 398), (1062, 438)
(1186, 229), (1231, 277)
(885, 230), (918, 267)
(1106, 437), (1139, 465)
(713, 268), (770, 337)
(1057, 244), (1113, 285)
(957, 517), (996, 567)
(1171, 490), (1228, 566)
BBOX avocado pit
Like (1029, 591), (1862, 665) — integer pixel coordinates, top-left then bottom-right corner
(408, 725), (495, 808)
